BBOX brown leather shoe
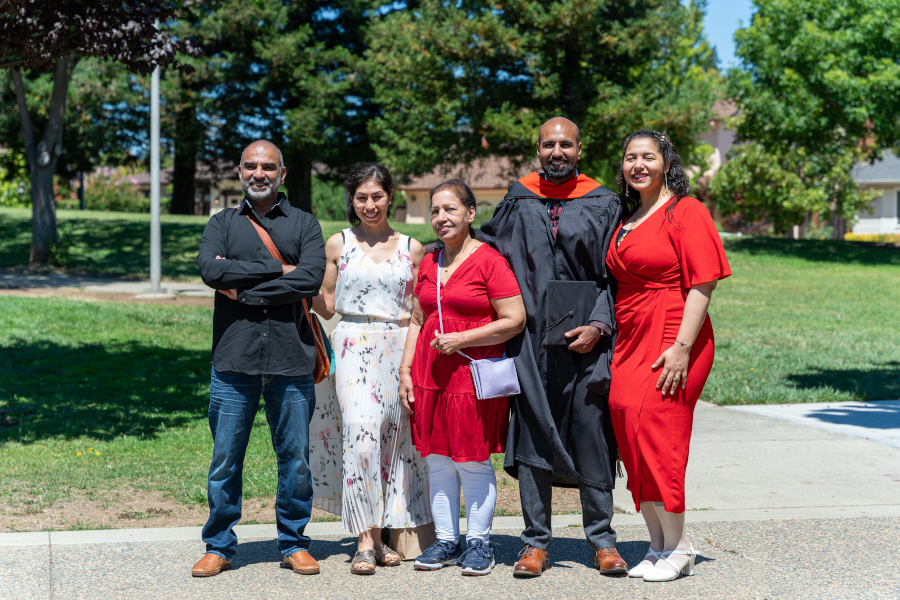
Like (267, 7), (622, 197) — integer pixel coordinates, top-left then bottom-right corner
(282, 550), (320, 575)
(513, 546), (549, 578)
(593, 547), (628, 575)
(191, 553), (231, 577)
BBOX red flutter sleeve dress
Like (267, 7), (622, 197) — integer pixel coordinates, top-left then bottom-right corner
(410, 244), (521, 463)
(606, 197), (731, 513)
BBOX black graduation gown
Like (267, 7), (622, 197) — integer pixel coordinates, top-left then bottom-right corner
(478, 172), (622, 489)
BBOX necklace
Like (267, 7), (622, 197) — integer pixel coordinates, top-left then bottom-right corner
(618, 196), (667, 247)
(442, 239), (474, 271)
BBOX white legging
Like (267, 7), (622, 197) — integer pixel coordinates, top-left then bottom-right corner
(426, 454), (497, 544)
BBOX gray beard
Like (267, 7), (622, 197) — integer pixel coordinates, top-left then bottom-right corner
(542, 161), (576, 180)
(241, 175), (280, 201)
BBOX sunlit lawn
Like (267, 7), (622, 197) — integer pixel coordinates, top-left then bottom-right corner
(0, 207), (436, 281)
(1, 213), (899, 525)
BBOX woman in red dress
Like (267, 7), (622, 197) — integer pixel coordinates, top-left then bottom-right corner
(607, 130), (731, 582)
(398, 179), (525, 576)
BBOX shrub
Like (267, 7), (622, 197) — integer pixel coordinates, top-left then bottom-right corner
(844, 233), (900, 244)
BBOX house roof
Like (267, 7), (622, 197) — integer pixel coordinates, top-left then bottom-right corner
(400, 156), (541, 191)
(852, 151), (900, 184)
(712, 100), (738, 119)
(132, 160), (238, 186)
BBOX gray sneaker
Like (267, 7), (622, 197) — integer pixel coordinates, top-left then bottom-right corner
(460, 539), (495, 576)
(413, 540), (462, 570)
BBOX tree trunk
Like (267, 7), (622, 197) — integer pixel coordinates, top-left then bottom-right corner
(29, 161), (58, 264)
(170, 102), (199, 215)
(284, 147), (313, 213)
(13, 56), (79, 266)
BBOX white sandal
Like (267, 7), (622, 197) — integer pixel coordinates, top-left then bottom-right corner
(628, 548), (662, 578)
(642, 546), (695, 582)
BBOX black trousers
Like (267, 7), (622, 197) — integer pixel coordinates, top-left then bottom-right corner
(518, 462), (616, 551)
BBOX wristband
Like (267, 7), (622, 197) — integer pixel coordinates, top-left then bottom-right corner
(675, 340), (693, 348)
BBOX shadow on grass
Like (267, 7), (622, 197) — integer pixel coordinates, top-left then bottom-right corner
(57, 218), (206, 280)
(0, 212), (33, 268)
(785, 361), (900, 402)
(0, 339), (210, 445)
(723, 237), (900, 266)
(0, 211), (206, 279)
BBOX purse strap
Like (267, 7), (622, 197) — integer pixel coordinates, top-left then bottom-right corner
(437, 249), (475, 362)
(245, 212), (315, 323)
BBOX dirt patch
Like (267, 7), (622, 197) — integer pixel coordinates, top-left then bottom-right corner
(0, 472), (599, 533)
(0, 287), (214, 307)
(0, 488), (335, 533)
(494, 469), (586, 516)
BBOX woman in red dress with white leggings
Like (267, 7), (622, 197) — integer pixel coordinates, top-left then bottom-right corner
(607, 130), (731, 582)
(398, 179), (525, 576)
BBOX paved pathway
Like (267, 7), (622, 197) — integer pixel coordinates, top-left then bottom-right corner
(2, 273), (899, 597)
(2, 402), (898, 599)
(730, 400), (900, 449)
(0, 272), (213, 297)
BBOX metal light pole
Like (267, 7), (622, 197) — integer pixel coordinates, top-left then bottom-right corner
(145, 32), (167, 296)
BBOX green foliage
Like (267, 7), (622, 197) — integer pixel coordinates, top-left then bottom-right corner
(364, 0), (720, 181)
(0, 60), (141, 181)
(713, 0), (900, 229)
(710, 142), (879, 233)
(311, 176), (347, 222)
(729, 0), (900, 155)
(0, 149), (29, 208)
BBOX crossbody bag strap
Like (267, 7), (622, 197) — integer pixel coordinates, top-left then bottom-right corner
(245, 213), (314, 321)
(245, 213), (285, 264)
(437, 249), (475, 363)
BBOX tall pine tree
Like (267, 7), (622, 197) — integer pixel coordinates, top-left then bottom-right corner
(364, 0), (719, 183)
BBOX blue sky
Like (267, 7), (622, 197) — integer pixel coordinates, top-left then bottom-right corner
(703, 0), (755, 68)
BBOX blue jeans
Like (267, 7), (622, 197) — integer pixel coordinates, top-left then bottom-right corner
(202, 366), (316, 561)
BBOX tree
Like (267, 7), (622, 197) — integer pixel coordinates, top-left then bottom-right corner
(1, 1), (199, 265)
(713, 0), (900, 235)
(363, 0), (719, 183)
(710, 142), (879, 234)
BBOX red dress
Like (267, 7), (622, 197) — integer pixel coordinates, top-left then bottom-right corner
(410, 244), (521, 462)
(606, 197), (731, 513)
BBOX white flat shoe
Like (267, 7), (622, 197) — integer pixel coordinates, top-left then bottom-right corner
(628, 548), (662, 578)
(642, 547), (695, 582)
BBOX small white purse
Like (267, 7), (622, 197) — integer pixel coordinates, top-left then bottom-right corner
(437, 250), (521, 400)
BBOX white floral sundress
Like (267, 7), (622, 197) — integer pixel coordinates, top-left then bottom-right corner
(310, 229), (432, 534)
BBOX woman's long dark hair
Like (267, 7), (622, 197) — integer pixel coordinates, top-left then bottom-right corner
(615, 129), (690, 219)
(344, 162), (394, 226)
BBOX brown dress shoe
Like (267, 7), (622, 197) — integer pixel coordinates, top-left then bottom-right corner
(593, 547), (628, 575)
(513, 546), (549, 578)
(282, 550), (320, 575)
(191, 553), (231, 577)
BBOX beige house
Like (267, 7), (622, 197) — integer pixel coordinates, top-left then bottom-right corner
(697, 100), (738, 178)
(397, 157), (539, 223)
(132, 161), (243, 215)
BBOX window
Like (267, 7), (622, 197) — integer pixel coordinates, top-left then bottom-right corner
(896, 190), (900, 224)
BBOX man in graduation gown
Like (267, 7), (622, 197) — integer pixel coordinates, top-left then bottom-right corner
(478, 117), (626, 577)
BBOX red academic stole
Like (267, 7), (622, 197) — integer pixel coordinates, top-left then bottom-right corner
(516, 172), (603, 199)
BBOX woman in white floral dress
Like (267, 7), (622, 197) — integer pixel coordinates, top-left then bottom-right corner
(310, 163), (431, 573)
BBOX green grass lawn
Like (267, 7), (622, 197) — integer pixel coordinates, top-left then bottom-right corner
(0, 207), (437, 281)
(707, 238), (900, 404)
(1, 212), (899, 522)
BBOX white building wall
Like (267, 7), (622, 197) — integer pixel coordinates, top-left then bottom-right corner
(851, 186), (900, 234)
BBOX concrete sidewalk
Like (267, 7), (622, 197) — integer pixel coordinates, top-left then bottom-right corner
(2, 402), (899, 599)
(0, 271), (213, 297)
